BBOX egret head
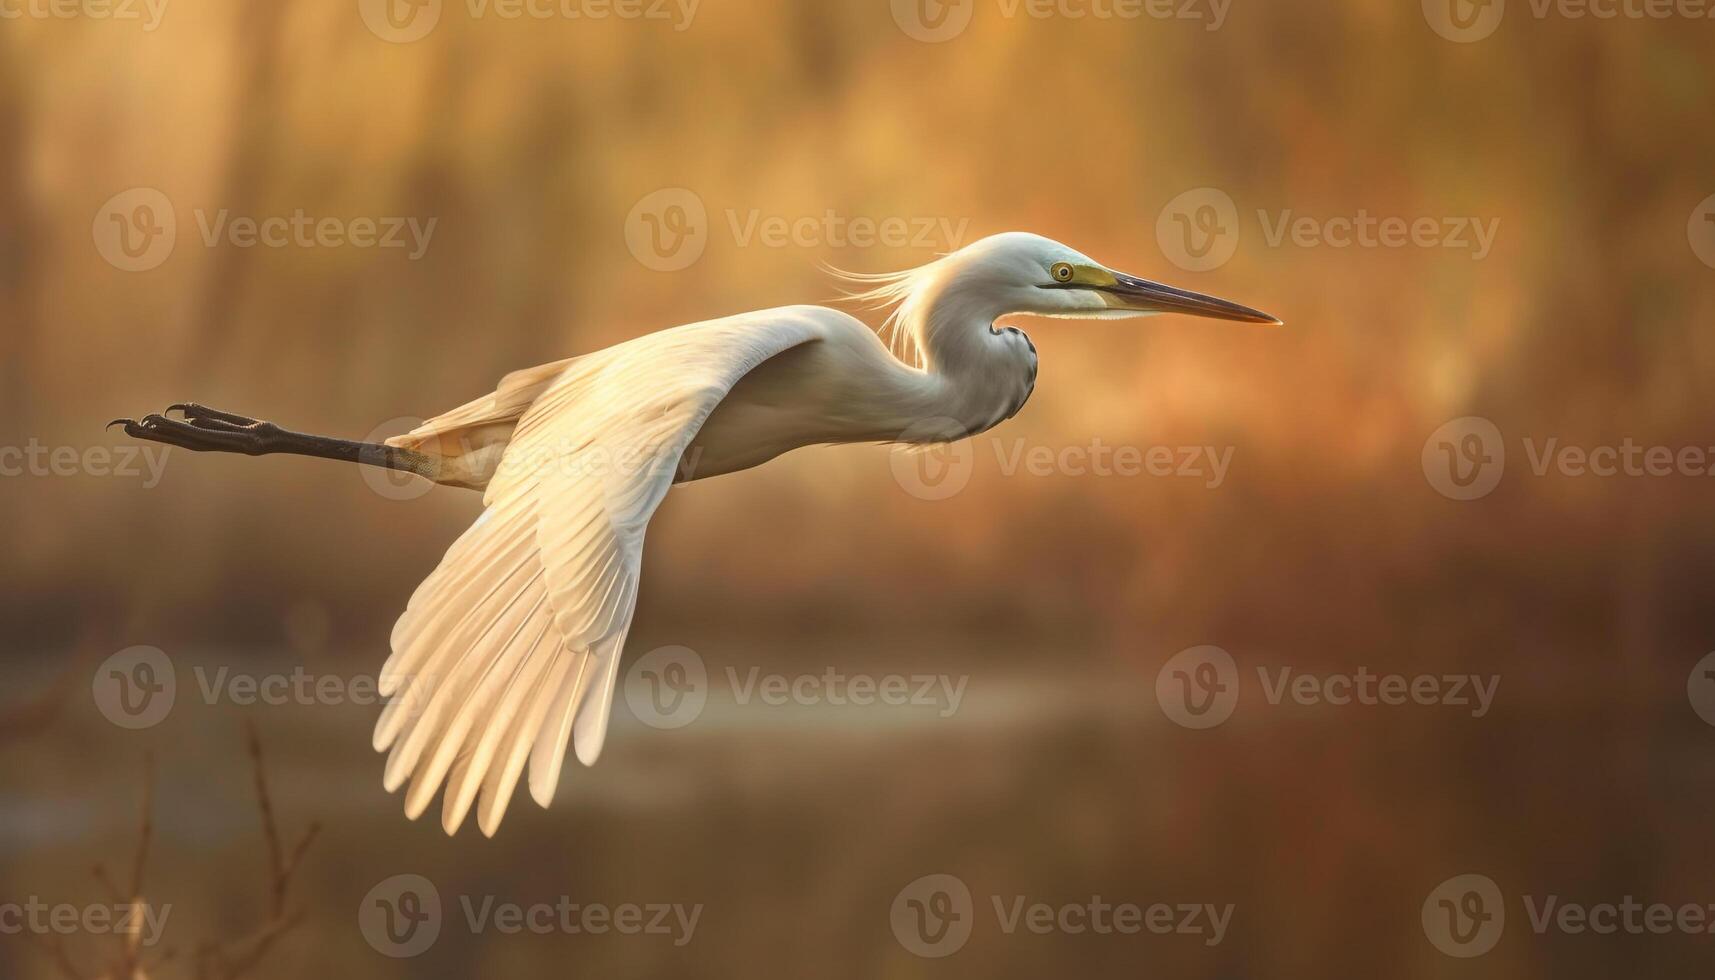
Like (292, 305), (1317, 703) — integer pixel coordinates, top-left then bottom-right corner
(942, 232), (1280, 324)
(836, 231), (1277, 368)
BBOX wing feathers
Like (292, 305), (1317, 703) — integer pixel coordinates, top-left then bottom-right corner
(440, 617), (557, 832)
(524, 648), (595, 809)
(573, 632), (628, 767)
(477, 648), (574, 837)
(377, 312), (826, 834)
(402, 590), (548, 820)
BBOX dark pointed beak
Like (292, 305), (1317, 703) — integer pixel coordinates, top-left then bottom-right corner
(1101, 271), (1281, 324)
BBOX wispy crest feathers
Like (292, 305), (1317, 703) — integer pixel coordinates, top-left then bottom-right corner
(823, 257), (948, 370)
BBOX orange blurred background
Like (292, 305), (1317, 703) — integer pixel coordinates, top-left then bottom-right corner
(3, 0), (1715, 976)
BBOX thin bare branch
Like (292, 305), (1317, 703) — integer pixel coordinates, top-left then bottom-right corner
(22, 930), (87, 980)
(127, 753), (156, 902)
(91, 863), (124, 905)
(195, 723), (318, 980)
(23, 729), (317, 980)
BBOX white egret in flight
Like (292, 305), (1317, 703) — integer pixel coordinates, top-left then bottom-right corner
(111, 232), (1277, 836)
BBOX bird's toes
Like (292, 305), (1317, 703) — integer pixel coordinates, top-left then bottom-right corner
(107, 415), (176, 442)
(167, 402), (261, 428)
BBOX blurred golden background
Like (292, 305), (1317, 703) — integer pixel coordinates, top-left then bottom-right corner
(3, 0), (1715, 976)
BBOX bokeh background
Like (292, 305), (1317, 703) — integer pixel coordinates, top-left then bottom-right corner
(4, 0), (1715, 976)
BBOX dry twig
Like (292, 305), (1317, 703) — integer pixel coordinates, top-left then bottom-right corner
(19, 727), (318, 980)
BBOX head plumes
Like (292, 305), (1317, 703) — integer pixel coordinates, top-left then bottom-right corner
(827, 234), (1102, 369)
(824, 256), (953, 370)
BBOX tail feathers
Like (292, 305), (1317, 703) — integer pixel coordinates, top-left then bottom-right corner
(383, 357), (575, 490)
(386, 357), (575, 452)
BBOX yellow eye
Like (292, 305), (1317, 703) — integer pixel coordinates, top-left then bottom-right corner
(1051, 262), (1075, 283)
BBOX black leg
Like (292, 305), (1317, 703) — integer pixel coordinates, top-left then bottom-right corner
(108, 404), (444, 482)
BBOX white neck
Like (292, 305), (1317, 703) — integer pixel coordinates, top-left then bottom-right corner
(876, 276), (1037, 441)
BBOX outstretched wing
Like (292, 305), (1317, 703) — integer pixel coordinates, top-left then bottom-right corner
(374, 312), (825, 836)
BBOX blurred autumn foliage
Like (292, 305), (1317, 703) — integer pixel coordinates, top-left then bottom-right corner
(2, 1), (1714, 977)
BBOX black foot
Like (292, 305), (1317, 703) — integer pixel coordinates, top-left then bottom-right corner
(108, 404), (280, 454)
(167, 402), (264, 428)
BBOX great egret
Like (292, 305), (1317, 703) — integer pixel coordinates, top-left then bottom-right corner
(110, 232), (1277, 836)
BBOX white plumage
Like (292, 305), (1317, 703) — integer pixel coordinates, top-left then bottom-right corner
(363, 232), (1278, 835)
